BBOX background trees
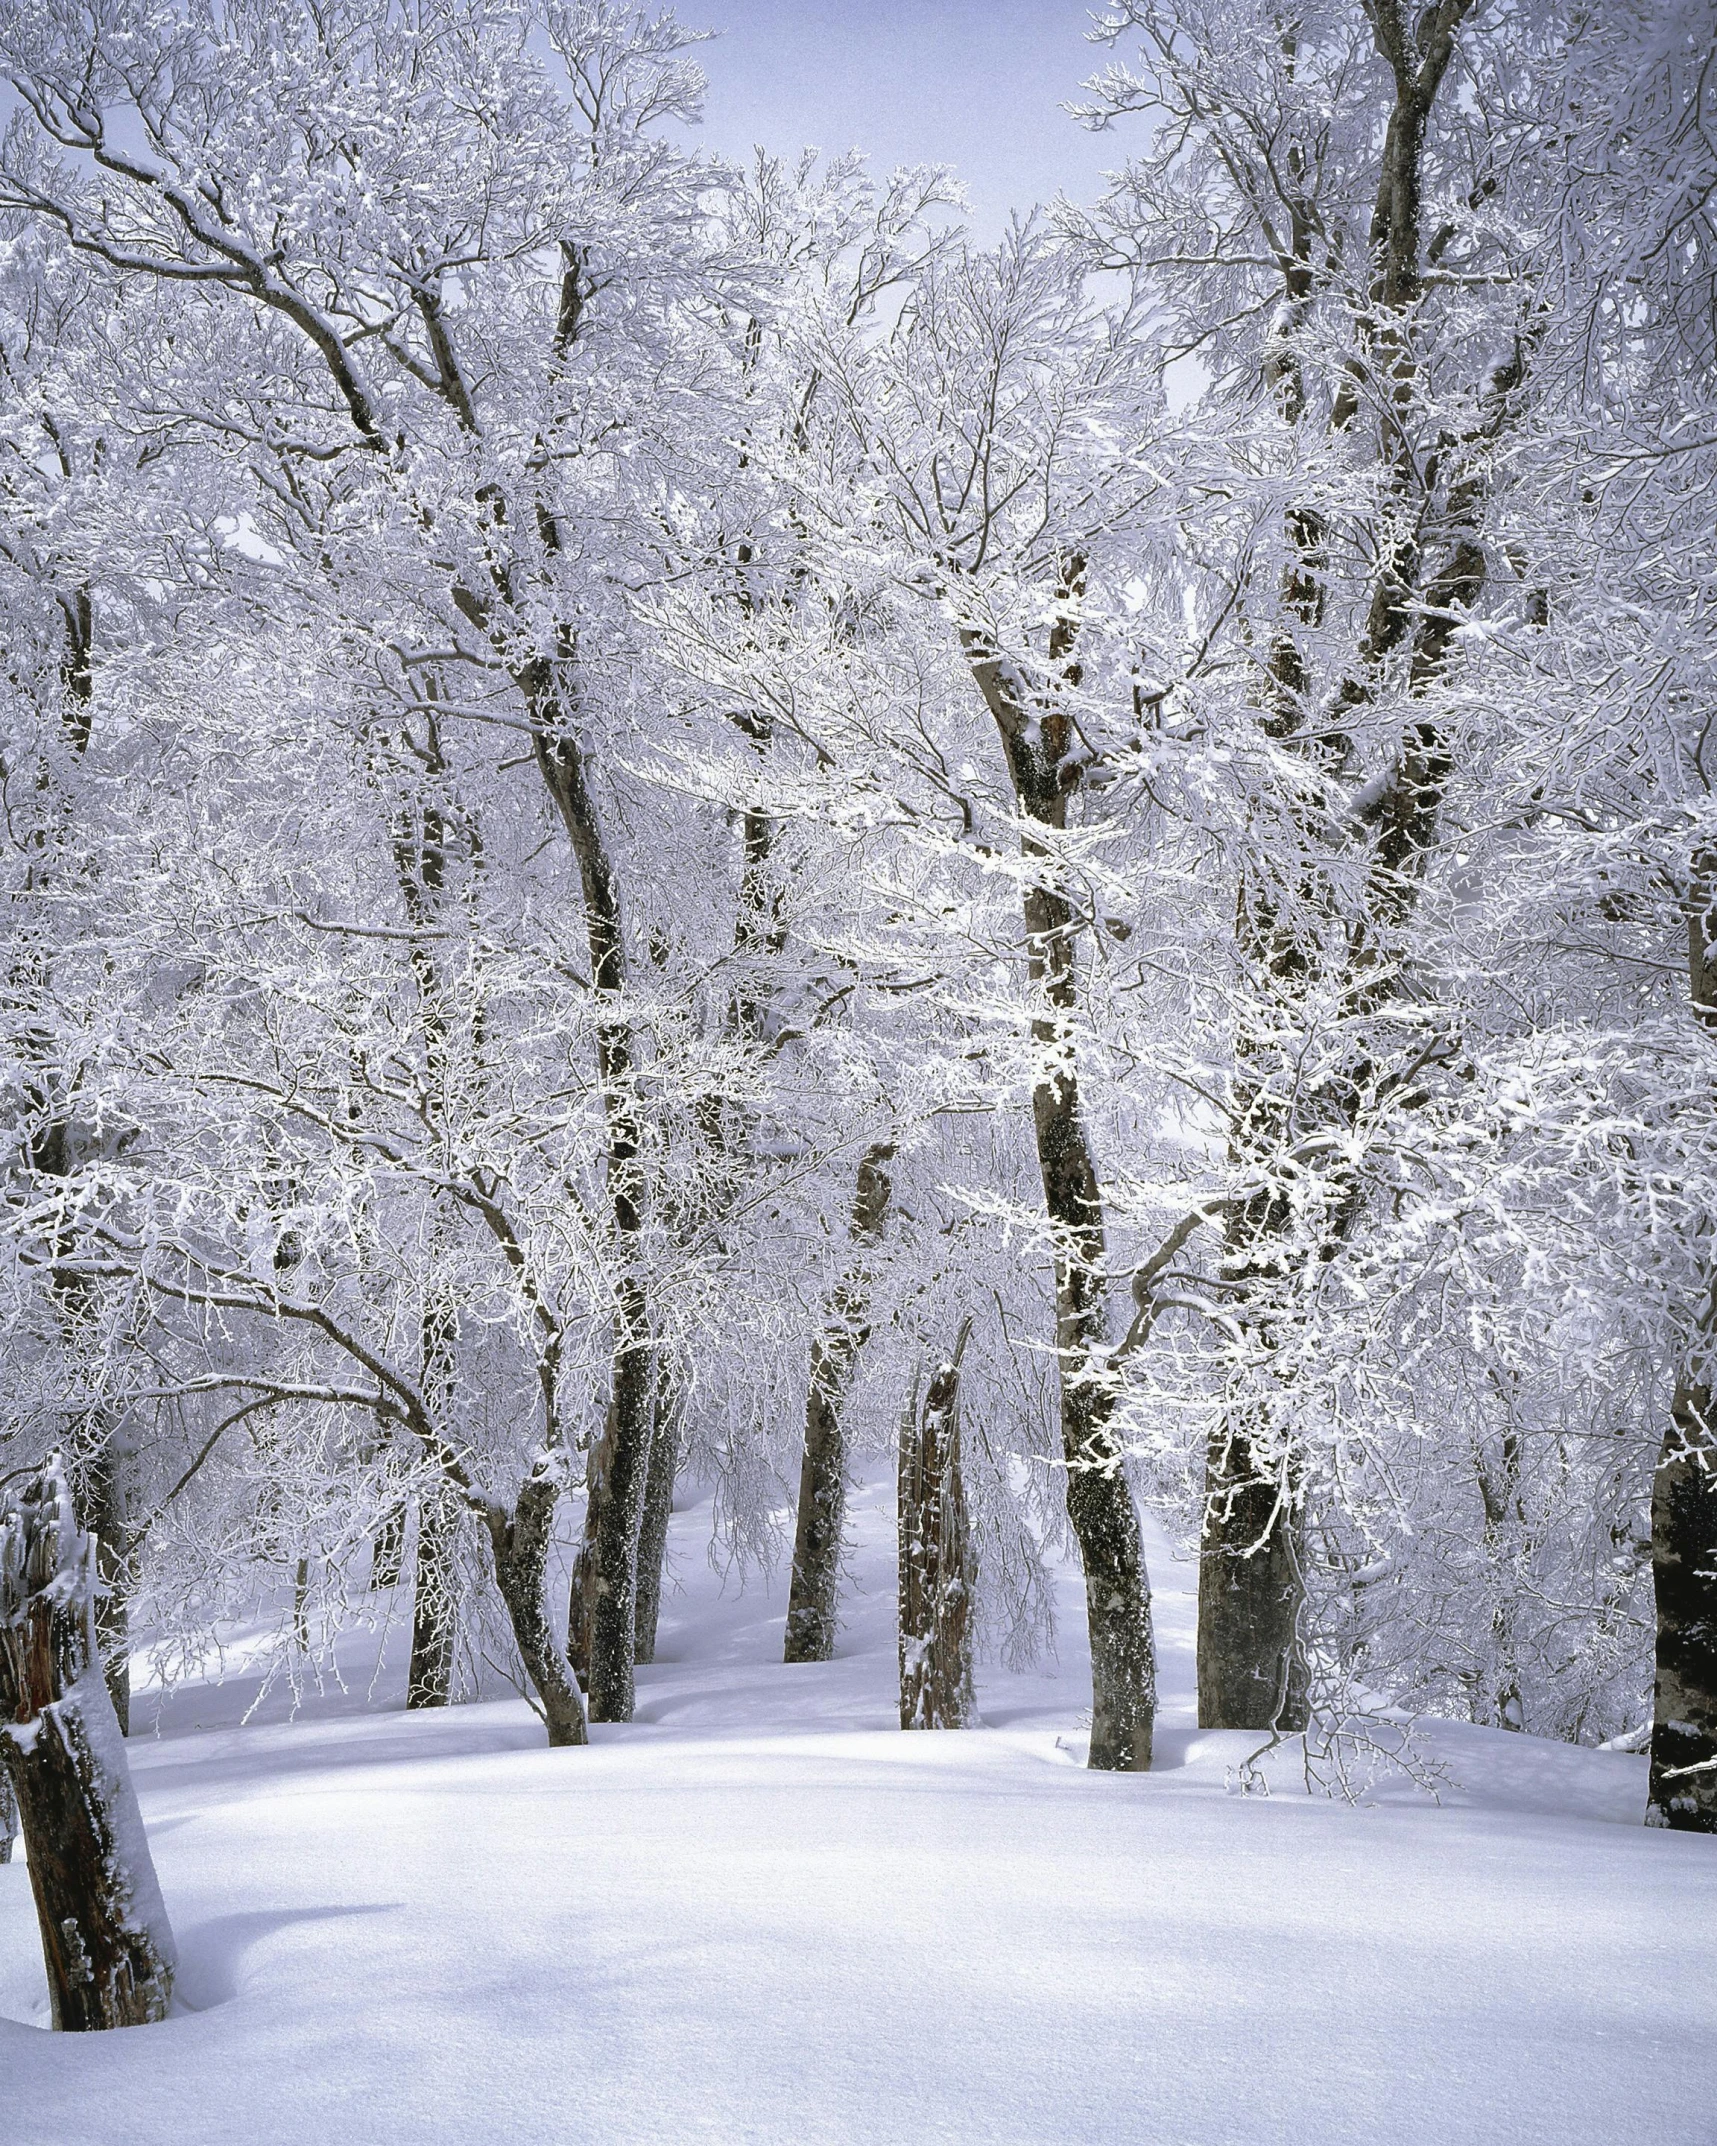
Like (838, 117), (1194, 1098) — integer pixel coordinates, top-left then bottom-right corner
(0, 0), (1708, 1835)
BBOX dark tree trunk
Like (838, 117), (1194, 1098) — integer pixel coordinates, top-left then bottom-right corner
(633, 1361), (680, 1667)
(964, 622), (1156, 1772)
(898, 1332), (976, 1731)
(407, 1492), (457, 1710)
(487, 1471), (588, 1749)
(1648, 1375), (1717, 1830)
(784, 1143), (895, 1664)
(83, 1448), (132, 1736)
(407, 1294), (458, 1709)
(1651, 873), (1717, 1828)
(0, 1465), (175, 2029)
(531, 707), (654, 1727)
(1197, 1431), (1308, 1731)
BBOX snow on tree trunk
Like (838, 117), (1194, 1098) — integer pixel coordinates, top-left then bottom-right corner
(965, 625), (1156, 1772)
(784, 1143), (895, 1664)
(898, 1331), (975, 1732)
(1649, 862), (1717, 1828)
(1648, 1372), (1717, 1829)
(0, 1461), (175, 2029)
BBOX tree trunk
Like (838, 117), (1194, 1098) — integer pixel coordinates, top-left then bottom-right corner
(1648, 1374), (1717, 1830)
(84, 1448), (133, 1736)
(898, 1332), (976, 1731)
(633, 1361), (680, 1667)
(1648, 863), (1717, 1826)
(531, 709), (654, 1726)
(407, 1492), (458, 1710)
(0, 1464), (176, 2029)
(0, 1762), (15, 1864)
(784, 1143), (895, 1664)
(964, 624), (1156, 1772)
(1197, 1429), (1308, 1731)
(487, 1471), (588, 1749)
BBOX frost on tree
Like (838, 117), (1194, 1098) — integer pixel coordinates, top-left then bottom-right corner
(0, 1462), (176, 2030)
(898, 1329), (976, 1733)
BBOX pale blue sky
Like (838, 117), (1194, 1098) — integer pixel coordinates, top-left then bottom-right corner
(686, 1), (1130, 237)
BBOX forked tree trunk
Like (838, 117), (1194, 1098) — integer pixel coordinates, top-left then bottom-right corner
(633, 1362), (680, 1667)
(0, 1463), (176, 2029)
(487, 1470), (587, 1749)
(898, 1331), (976, 1731)
(784, 1143), (895, 1664)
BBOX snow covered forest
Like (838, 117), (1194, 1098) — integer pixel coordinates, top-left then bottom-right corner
(1, 0), (1716, 2136)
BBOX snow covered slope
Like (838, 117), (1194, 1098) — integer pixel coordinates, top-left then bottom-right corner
(1, 1478), (1708, 2145)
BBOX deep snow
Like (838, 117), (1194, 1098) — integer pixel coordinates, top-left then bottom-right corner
(1, 1476), (1709, 2146)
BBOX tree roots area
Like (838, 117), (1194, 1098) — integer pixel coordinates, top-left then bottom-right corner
(1, 1481), (1707, 2146)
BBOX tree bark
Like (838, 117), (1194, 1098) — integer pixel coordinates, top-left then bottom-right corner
(0, 1464), (176, 2029)
(963, 620), (1155, 1772)
(0, 1760), (16, 1863)
(407, 1491), (458, 1710)
(530, 705), (653, 1726)
(487, 1468), (588, 1748)
(1648, 1373), (1717, 1829)
(1197, 1433), (1308, 1731)
(784, 1143), (895, 1664)
(633, 1360), (680, 1667)
(1650, 864), (1717, 1827)
(898, 1331), (976, 1731)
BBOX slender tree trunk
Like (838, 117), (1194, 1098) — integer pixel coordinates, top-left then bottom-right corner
(83, 1446), (133, 1735)
(407, 1491), (458, 1710)
(1650, 867), (1717, 1827)
(1475, 1428), (1525, 1732)
(1648, 1372), (1717, 1830)
(784, 1143), (895, 1664)
(530, 703), (653, 1726)
(898, 1330), (976, 1731)
(633, 1360), (680, 1667)
(407, 1292), (458, 1709)
(0, 1761), (15, 1863)
(964, 624), (1156, 1772)
(0, 1464), (175, 2029)
(487, 1472), (588, 1749)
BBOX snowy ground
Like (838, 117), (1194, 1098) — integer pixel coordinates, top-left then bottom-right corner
(2, 1477), (1709, 2146)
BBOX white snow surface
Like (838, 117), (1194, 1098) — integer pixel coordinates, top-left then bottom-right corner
(1, 1477), (1708, 2145)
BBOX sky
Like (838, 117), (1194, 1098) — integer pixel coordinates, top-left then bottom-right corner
(683, 1), (1135, 238)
